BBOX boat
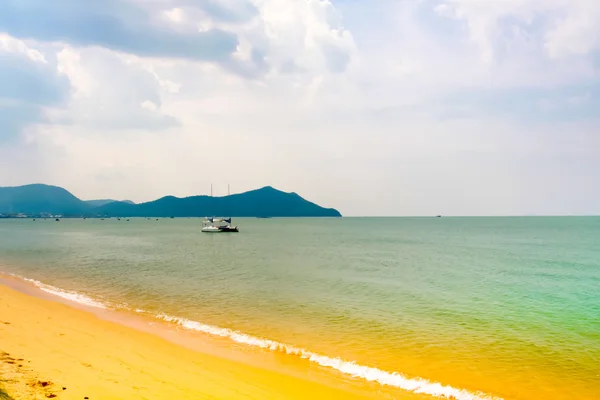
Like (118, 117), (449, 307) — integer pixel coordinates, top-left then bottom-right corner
(202, 217), (239, 233)
(201, 184), (239, 233)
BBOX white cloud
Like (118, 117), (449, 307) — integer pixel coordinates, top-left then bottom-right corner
(0, 34), (69, 140)
(163, 7), (186, 24)
(253, 0), (356, 74)
(544, 1), (600, 58)
(1, 0), (599, 215)
(436, 0), (600, 61)
(0, 33), (47, 63)
(51, 46), (178, 130)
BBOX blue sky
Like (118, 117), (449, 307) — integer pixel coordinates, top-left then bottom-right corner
(0, 0), (599, 215)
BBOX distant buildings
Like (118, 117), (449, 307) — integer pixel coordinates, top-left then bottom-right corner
(0, 213), (63, 219)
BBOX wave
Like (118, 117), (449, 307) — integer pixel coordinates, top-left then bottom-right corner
(4, 273), (500, 400)
(157, 314), (502, 400)
(12, 274), (108, 309)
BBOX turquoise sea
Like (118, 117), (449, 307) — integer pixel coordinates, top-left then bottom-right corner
(1, 217), (599, 399)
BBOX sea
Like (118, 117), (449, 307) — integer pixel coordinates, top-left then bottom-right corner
(0, 217), (598, 400)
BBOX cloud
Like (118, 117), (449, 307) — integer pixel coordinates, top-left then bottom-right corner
(544, 1), (600, 58)
(1, 0), (357, 141)
(0, 0), (238, 62)
(1, 0), (599, 215)
(164, 0), (357, 77)
(0, 34), (69, 141)
(0, 102), (43, 141)
(177, 0), (259, 23)
(404, 84), (600, 124)
(0, 0), (356, 79)
(49, 47), (179, 131)
(254, 0), (356, 75)
(434, 0), (600, 61)
(0, 33), (177, 139)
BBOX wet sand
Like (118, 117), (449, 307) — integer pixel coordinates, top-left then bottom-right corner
(0, 283), (402, 400)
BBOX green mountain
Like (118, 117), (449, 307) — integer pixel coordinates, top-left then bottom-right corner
(0, 184), (90, 215)
(0, 185), (341, 217)
(96, 186), (341, 217)
(85, 199), (135, 207)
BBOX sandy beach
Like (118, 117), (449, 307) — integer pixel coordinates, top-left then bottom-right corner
(0, 283), (401, 400)
(2, 216), (598, 400)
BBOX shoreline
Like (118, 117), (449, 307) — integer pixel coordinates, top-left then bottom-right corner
(0, 272), (503, 400)
(2, 218), (599, 400)
(1, 280), (410, 400)
(3, 271), (597, 400)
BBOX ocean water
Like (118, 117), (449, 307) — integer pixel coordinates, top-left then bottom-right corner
(0, 217), (599, 399)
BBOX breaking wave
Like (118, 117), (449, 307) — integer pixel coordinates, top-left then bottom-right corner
(11, 274), (108, 309)
(157, 314), (502, 400)
(5, 273), (501, 400)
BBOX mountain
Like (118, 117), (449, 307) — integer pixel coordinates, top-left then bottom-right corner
(96, 186), (341, 217)
(0, 185), (341, 217)
(85, 199), (135, 207)
(0, 184), (90, 215)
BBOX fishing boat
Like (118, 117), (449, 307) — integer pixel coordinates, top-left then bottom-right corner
(202, 217), (239, 233)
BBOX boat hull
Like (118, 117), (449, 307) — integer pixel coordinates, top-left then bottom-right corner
(201, 226), (239, 233)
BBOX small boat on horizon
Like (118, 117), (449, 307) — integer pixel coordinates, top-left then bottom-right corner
(202, 217), (239, 233)
(201, 184), (239, 232)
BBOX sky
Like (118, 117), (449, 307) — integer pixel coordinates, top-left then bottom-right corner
(0, 0), (599, 216)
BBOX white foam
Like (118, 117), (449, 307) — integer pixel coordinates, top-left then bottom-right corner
(157, 314), (502, 400)
(3, 273), (501, 399)
(17, 275), (108, 309)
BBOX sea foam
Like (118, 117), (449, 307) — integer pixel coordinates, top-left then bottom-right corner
(157, 314), (502, 400)
(16, 275), (108, 309)
(6, 273), (501, 400)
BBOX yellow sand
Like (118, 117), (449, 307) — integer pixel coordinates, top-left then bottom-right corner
(0, 284), (401, 400)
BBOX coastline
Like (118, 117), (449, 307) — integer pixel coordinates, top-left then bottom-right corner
(0, 272), (505, 400)
(2, 218), (599, 400)
(0, 281), (404, 400)
(2, 271), (597, 400)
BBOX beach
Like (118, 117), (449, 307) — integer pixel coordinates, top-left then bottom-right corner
(0, 281), (409, 400)
(2, 0), (599, 396)
(1, 217), (599, 400)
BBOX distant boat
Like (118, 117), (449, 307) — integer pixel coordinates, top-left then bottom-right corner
(202, 217), (239, 233)
(201, 184), (239, 232)
(436, 215), (442, 218)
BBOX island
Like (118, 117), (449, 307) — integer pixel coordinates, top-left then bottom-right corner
(0, 184), (341, 218)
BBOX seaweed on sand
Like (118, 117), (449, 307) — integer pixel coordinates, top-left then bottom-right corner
(0, 385), (15, 400)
